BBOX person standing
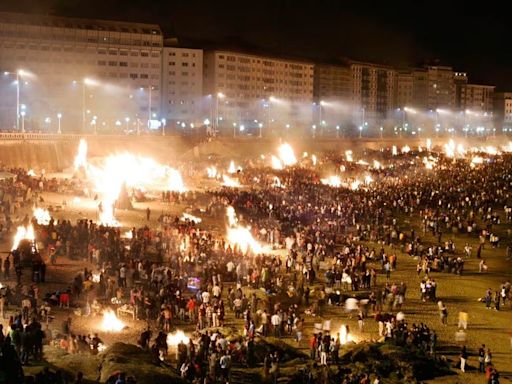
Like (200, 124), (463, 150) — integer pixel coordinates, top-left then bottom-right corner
(478, 344), (486, 373)
(458, 310), (468, 330)
(460, 345), (468, 373)
(146, 207), (151, 221)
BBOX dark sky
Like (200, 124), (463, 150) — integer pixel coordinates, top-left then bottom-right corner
(1, 0), (511, 90)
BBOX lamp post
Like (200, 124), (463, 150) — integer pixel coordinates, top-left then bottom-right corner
(258, 122), (263, 138)
(20, 110), (26, 133)
(125, 117), (130, 133)
(161, 118), (166, 136)
(3, 70), (26, 131)
(319, 100), (325, 137)
(216, 92), (224, 133)
(380, 126), (383, 139)
(57, 113), (62, 134)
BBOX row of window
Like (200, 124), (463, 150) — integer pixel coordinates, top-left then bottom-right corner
(168, 61), (197, 67)
(97, 60), (158, 69)
(168, 52), (198, 58)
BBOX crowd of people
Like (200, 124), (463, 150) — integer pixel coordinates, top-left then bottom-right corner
(0, 146), (511, 383)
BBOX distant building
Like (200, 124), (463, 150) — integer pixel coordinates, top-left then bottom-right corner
(349, 61), (396, 123)
(161, 44), (203, 125)
(314, 64), (352, 102)
(494, 92), (512, 132)
(0, 12), (163, 131)
(203, 50), (314, 132)
(395, 70), (414, 108)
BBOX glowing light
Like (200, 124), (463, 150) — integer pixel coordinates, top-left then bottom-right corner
(502, 142), (512, 152)
(271, 155), (283, 170)
(228, 160), (237, 174)
(350, 180), (361, 191)
(356, 159), (369, 166)
(277, 143), (297, 166)
(74, 139), (88, 171)
(471, 156), (484, 167)
(167, 168), (187, 193)
(33, 208), (51, 225)
(321, 176), (342, 188)
(392, 146), (398, 156)
(444, 139), (455, 158)
(422, 156), (437, 170)
(92, 273), (101, 283)
(364, 175), (373, 185)
(226, 206), (263, 254)
(426, 138), (432, 151)
(206, 166), (218, 178)
(401, 145), (411, 154)
(27, 169), (36, 177)
(181, 213), (202, 223)
(311, 154), (317, 166)
(222, 175), (240, 187)
(100, 309), (125, 332)
(273, 177), (284, 188)
(372, 160), (382, 170)
(12, 225), (35, 251)
(339, 325), (354, 345)
(167, 330), (190, 347)
(345, 150), (353, 162)
(123, 231), (133, 239)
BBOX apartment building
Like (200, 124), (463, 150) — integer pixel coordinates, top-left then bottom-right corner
(203, 50), (314, 129)
(313, 64), (352, 102)
(0, 12), (163, 131)
(161, 44), (203, 124)
(395, 70), (414, 108)
(350, 61), (396, 123)
(494, 92), (512, 131)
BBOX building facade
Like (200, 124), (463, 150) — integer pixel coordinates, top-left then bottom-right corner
(494, 92), (512, 132)
(313, 64), (352, 102)
(161, 45), (203, 125)
(0, 12), (163, 132)
(203, 50), (314, 132)
(350, 61), (396, 124)
(395, 70), (414, 108)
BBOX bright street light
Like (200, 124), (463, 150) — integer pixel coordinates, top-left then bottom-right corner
(57, 113), (62, 134)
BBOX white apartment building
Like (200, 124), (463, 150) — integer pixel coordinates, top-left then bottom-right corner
(0, 12), (163, 132)
(494, 92), (512, 131)
(203, 50), (314, 131)
(161, 45), (203, 125)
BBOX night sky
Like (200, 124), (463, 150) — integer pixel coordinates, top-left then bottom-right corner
(1, 0), (511, 90)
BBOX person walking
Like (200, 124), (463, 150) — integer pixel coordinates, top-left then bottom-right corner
(438, 301), (448, 325)
(478, 344), (486, 373)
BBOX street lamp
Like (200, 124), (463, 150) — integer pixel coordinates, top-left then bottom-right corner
(82, 78), (98, 132)
(20, 110), (26, 133)
(359, 125), (363, 138)
(380, 126), (384, 139)
(125, 117), (130, 132)
(161, 118), (166, 136)
(216, 92), (225, 133)
(140, 86), (154, 128)
(57, 113), (62, 134)
(319, 100), (326, 137)
(258, 122), (263, 138)
(3, 69), (28, 131)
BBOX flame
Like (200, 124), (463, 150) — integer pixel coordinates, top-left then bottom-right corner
(339, 165), (346, 172)
(181, 213), (202, 223)
(345, 150), (353, 162)
(339, 325), (354, 345)
(167, 168), (187, 193)
(423, 156), (437, 170)
(350, 180), (361, 190)
(123, 230), (133, 239)
(392, 146), (398, 156)
(27, 169), (36, 177)
(502, 142), (512, 152)
(228, 160), (237, 174)
(364, 175), (373, 185)
(100, 309), (125, 332)
(222, 175), (241, 187)
(277, 143), (297, 166)
(226, 206), (263, 254)
(12, 225), (35, 251)
(33, 208), (51, 225)
(444, 139), (455, 158)
(271, 155), (283, 170)
(321, 176), (342, 188)
(92, 273), (101, 283)
(356, 159), (369, 166)
(401, 145), (411, 154)
(167, 330), (190, 347)
(206, 166), (218, 178)
(303, 151), (308, 158)
(74, 138), (88, 171)
(311, 154), (317, 166)
(426, 138), (432, 151)
(471, 156), (484, 168)
(373, 160), (382, 169)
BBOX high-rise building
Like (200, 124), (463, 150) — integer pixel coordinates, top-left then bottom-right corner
(161, 43), (203, 125)
(350, 61), (396, 124)
(426, 65), (455, 109)
(314, 64), (352, 102)
(494, 92), (512, 132)
(395, 70), (414, 108)
(203, 50), (314, 132)
(0, 12), (163, 132)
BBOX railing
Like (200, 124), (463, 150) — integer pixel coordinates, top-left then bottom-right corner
(0, 132), (180, 141)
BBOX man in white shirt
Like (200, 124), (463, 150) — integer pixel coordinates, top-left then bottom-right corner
(271, 312), (281, 338)
(212, 284), (221, 299)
